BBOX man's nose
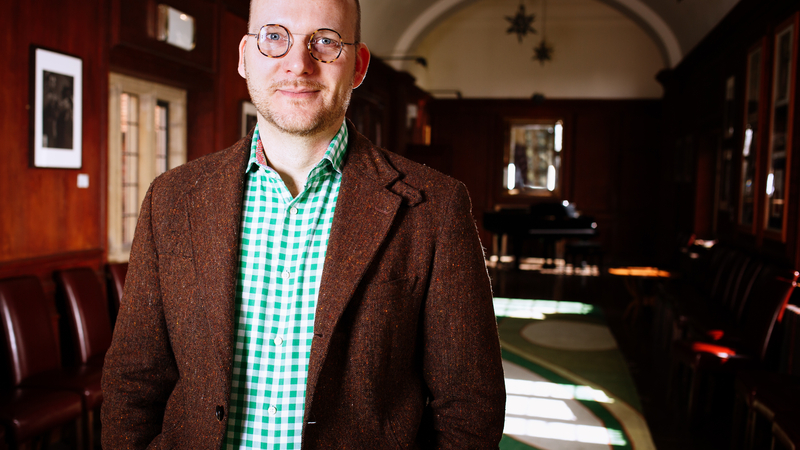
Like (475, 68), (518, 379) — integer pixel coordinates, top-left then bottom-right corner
(283, 39), (316, 76)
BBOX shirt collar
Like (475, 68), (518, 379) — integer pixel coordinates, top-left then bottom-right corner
(245, 121), (349, 175)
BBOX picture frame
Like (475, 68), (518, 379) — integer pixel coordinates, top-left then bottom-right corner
(29, 46), (83, 169)
(240, 100), (258, 138)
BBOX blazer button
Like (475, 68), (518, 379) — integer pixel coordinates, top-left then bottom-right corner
(216, 405), (225, 422)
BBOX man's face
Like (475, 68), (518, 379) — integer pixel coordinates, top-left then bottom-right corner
(239, 0), (369, 137)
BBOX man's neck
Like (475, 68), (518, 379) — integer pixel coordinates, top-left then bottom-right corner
(256, 118), (342, 198)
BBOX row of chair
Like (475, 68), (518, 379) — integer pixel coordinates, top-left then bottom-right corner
(0, 263), (127, 449)
(652, 242), (800, 448)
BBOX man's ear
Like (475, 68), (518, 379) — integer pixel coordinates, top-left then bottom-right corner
(238, 35), (249, 79)
(352, 43), (371, 89)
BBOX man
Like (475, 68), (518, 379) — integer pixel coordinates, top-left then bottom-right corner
(101, 0), (506, 448)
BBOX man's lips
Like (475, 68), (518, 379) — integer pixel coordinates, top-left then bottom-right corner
(271, 81), (325, 96)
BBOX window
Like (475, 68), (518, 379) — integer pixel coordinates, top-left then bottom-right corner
(108, 73), (187, 262)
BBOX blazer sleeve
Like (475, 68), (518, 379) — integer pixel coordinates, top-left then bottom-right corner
(422, 181), (506, 448)
(101, 183), (180, 449)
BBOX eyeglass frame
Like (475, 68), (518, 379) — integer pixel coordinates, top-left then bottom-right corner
(245, 24), (359, 64)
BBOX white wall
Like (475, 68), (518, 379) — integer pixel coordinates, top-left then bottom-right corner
(405, 0), (666, 99)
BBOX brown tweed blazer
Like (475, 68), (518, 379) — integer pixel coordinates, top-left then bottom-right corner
(101, 122), (506, 449)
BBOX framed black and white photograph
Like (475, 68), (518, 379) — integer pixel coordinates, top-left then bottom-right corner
(241, 100), (258, 138)
(30, 46), (83, 168)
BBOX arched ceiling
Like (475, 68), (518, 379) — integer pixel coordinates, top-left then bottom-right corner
(361, 0), (740, 69)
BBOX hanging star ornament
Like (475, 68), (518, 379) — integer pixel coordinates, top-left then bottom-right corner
(533, 38), (554, 65)
(506, 4), (536, 43)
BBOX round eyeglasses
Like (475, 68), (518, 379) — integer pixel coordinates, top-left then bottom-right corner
(246, 24), (358, 64)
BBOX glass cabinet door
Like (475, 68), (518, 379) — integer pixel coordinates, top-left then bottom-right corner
(764, 21), (797, 238)
(739, 46), (763, 230)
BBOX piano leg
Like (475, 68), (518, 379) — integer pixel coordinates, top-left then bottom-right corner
(543, 237), (557, 269)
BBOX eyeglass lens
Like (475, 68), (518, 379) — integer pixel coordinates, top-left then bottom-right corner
(257, 25), (344, 63)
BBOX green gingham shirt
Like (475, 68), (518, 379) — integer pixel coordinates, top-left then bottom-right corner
(223, 122), (348, 449)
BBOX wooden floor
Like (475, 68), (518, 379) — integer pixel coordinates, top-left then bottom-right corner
(489, 266), (723, 450)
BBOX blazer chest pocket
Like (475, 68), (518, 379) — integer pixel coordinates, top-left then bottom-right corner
(354, 276), (419, 332)
(360, 276), (417, 307)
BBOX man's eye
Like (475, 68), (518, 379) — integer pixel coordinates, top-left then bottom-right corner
(267, 33), (282, 41)
(316, 38), (334, 46)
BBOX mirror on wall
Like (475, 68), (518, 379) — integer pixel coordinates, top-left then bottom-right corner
(504, 120), (563, 197)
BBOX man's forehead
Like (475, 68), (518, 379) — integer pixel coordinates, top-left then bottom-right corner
(250, 0), (355, 22)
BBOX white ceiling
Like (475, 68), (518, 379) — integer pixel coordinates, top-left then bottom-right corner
(361, 0), (741, 67)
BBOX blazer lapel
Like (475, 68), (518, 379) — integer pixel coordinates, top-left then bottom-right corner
(187, 139), (250, 378)
(305, 126), (405, 406)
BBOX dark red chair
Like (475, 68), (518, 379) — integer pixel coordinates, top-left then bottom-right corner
(57, 267), (113, 368)
(105, 262), (128, 326)
(0, 276), (83, 448)
(670, 266), (799, 425)
(55, 267), (114, 450)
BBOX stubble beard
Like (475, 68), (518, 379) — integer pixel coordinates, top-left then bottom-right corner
(245, 63), (354, 137)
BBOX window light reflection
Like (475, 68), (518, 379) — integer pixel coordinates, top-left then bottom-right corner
(766, 172), (775, 196)
(554, 121), (563, 152)
(743, 128), (753, 157)
(504, 417), (628, 446)
(506, 395), (577, 421)
(493, 298), (595, 318)
(506, 378), (614, 404)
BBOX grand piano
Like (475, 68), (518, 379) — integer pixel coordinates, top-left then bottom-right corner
(483, 201), (598, 268)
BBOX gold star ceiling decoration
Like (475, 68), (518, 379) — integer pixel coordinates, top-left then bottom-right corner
(506, 3), (536, 43)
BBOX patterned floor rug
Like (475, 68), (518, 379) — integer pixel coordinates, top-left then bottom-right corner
(495, 297), (656, 450)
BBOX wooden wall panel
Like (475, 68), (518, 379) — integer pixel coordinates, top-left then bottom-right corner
(216, 11), (250, 151)
(0, 0), (108, 269)
(427, 99), (663, 265)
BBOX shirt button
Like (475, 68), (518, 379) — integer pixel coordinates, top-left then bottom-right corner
(216, 405), (225, 422)
(268, 405), (278, 416)
(274, 337), (284, 346)
(289, 206), (298, 215)
(282, 270), (290, 280)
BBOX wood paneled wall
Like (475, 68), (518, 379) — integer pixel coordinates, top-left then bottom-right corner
(427, 99), (664, 266)
(0, 0), (251, 284)
(0, 0), (110, 276)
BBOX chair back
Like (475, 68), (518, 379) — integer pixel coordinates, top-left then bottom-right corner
(56, 268), (113, 365)
(0, 276), (62, 386)
(740, 266), (799, 361)
(106, 262), (128, 325)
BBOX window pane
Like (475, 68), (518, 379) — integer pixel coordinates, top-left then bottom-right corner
(155, 100), (169, 175)
(121, 92), (139, 247)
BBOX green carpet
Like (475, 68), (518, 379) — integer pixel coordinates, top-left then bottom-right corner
(495, 298), (655, 450)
